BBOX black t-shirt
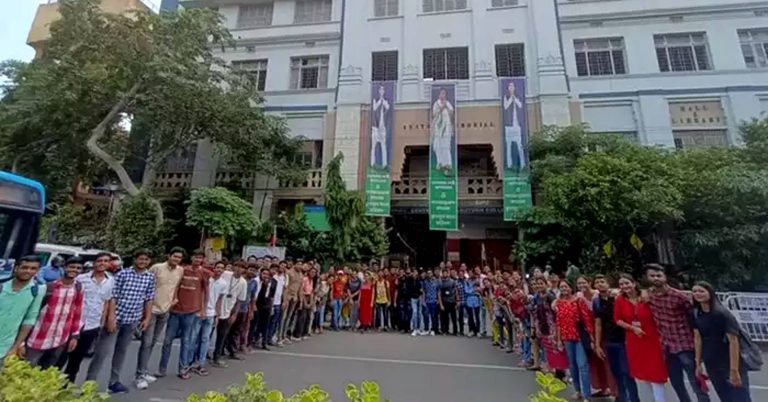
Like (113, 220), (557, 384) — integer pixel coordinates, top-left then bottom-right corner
(693, 306), (742, 373)
(593, 295), (624, 344)
(397, 277), (417, 302)
(439, 279), (457, 304)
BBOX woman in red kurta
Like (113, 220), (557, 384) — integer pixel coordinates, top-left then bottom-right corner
(614, 274), (668, 402)
(358, 273), (375, 331)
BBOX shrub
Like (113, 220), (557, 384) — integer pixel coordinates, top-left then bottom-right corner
(529, 372), (568, 402)
(0, 357), (108, 402)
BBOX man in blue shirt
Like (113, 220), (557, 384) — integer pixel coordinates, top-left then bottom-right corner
(421, 270), (439, 336)
(36, 256), (64, 284)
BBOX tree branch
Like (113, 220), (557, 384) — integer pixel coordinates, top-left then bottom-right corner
(86, 82), (164, 225)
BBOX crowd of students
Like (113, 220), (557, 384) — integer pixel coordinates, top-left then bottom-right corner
(0, 247), (758, 402)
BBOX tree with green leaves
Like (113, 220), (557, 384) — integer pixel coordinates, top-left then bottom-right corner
(0, 0), (303, 219)
(108, 192), (170, 258)
(185, 187), (258, 246)
(324, 153), (389, 265)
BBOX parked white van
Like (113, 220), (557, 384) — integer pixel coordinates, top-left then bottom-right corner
(34, 243), (122, 271)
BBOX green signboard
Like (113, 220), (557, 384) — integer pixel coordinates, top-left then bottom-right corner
(428, 84), (458, 231)
(365, 81), (395, 216)
(500, 78), (532, 220)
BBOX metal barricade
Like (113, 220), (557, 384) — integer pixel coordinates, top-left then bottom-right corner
(722, 294), (768, 343)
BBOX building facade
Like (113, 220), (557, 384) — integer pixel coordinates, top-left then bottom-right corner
(162, 0), (768, 266)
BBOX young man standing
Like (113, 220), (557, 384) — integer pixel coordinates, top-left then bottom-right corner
(396, 268), (412, 333)
(88, 250), (154, 393)
(278, 261), (301, 343)
(136, 247), (185, 385)
(215, 261), (248, 367)
(0, 256), (45, 361)
(267, 262), (286, 345)
(64, 252), (114, 383)
(646, 264), (710, 402)
(439, 269), (459, 336)
(159, 249), (208, 380)
(26, 257), (84, 369)
(190, 260), (226, 376)
(593, 274), (639, 402)
(422, 270), (439, 336)
(254, 267), (277, 350)
(330, 271), (345, 331)
(453, 268), (466, 336)
(408, 270), (423, 336)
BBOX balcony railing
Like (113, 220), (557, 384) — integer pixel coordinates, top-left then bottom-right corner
(278, 169), (323, 190)
(152, 171), (192, 190)
(392, 175), (502, 200)
(215, 171), (256, 190)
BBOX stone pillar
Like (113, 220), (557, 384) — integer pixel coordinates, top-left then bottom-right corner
(528, 0), (571, 126)
(190, 139), (217, 188)
(334, 64), (365, 190)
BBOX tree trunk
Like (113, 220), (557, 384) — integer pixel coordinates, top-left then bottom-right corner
(85, 82), (164, 226)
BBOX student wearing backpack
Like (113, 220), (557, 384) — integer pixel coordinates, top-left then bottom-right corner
(0, 255), (45, 361)
(25, 257), (85, 369)
(692, 281), (754, 402)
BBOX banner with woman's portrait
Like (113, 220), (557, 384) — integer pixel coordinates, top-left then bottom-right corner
(428, 84), (458, 231)
(364, 82), (395, 216)
(499, 78), (532, 221)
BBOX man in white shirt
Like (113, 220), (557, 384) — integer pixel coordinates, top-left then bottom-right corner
(63, 253), (114, 383)
(268, 262), (287, 346)
(189, 261), (226, 375)
(212, 261), (247, 368)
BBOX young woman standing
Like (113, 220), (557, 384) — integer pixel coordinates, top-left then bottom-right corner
(357, 273), (375, 332)
(531, 277), (568, 380)
(613, 274), (668, 402)
(692, 281), (753, 402)
(554, 280), (595, 402)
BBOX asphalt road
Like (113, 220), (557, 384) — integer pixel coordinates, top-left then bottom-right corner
(75, 331), (768, 402)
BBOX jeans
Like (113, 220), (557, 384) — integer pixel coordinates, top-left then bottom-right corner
(666, 350), (711, 402)
(479, 306), (488, 335)
(349, 299), (360, 329)
(279, 299), (298, 340)
(191, 317), (214, 366)
(375, 303), (389, 329)
(331, 299), (343, 330)
(159, 312), (197, 374)
(255, 306), (271, 346)
(398, 299), (412, 331)
(410, 298), (421, 332)
(605, 342), (640, 402)
(709, 367), (751, 402)
(63, 327), (100, 383)
(564, 340), (591, 396)
(88, 323), (137, 385)
(268, 305), (282, 342)
(425, 302), (439, 332)
(314, 303), (326, 331)
(466, 306), (481, 335)
(136, 312), (168, 378)
(457, 303), (465, 334)
(26, 345), (65, 370)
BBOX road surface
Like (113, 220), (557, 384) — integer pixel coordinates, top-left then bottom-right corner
(75, 331), (768, 402)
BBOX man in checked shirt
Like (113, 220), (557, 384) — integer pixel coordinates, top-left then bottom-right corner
(646, 263), (711, 402)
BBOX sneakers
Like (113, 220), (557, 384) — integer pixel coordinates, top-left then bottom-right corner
(134, 378), (148, 390)
(108, 382), (130, 394)
(429, 331), (435, 336)
(143, 374), (158, 383)
(411, 330), (419, 336)
(212, 360), (229, 368)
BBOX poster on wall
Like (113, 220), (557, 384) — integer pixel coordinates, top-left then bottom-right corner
(500, 77), (533, 221)
(428, 84), (458, 231)
(364, 82), (396, 216)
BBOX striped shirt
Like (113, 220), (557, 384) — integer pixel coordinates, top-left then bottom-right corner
(27, 282), (84, 350)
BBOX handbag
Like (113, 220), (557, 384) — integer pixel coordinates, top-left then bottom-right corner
(575, 299), (592, 354)
(738, 328), (763, 371)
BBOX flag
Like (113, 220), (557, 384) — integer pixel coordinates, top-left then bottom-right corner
(481, 242), (487, 263)
(270, 224), (277, 248)
(630, 233), (644, 251)
(603, 240), (615, 257)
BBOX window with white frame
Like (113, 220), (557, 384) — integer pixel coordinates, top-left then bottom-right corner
(290, 56), (330, 89)
(491, 0), (518, 7)
(738, 28), (768, 68)
(422, 0), (467, 13)
(574, 38), (627, 77)
(423, 47), (469, 80)
(294, 0), (332, 23)
(495, 43), (525, 77)
(232, 60), (268, 91)
(236, 3), (273, 28)
(374, 0), (398, 17)
(372, 51), (398, 81)
(654, 33), (712, 72)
